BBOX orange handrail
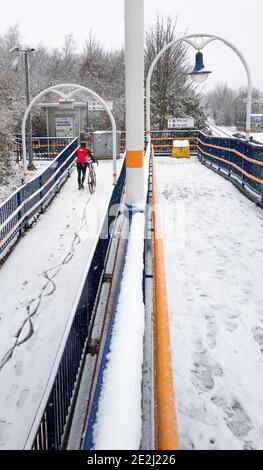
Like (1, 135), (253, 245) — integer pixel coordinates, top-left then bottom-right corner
(151, 146), (180, 450)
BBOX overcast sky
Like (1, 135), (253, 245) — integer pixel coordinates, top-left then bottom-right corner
(0, 0), (262, 91)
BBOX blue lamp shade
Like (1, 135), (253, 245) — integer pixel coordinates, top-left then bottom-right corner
(189, 51), (212, 83)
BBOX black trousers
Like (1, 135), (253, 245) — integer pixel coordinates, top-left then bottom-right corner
(77, 163), (87, 187)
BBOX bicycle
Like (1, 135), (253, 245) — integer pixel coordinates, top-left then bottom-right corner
(87, 162), (96, 194)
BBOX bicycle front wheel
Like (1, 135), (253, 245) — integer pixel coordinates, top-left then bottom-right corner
(88, 170), (96, 194)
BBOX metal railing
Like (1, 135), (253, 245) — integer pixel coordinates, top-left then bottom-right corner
(236, 121), (263, 133)
(14, 136), (74, 161)
(28, 160), (126, 450)
(151, 130), (263, 203)
(0, 138), (78, 259)
(151, 145), (180, 450)
(82, 148), (150, 451)
(151, 129), (199, 156)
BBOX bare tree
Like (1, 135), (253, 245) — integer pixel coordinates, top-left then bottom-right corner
(0, 73), (16, 183)
(145, 16), (206, 129)
(205, 84), (263, 126)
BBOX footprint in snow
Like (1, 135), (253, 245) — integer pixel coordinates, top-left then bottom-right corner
(14, 361), (23, 376)
(243, 440), (257, 450)
(225, 321), (238, 332)
(210, 303), (224, 311)
(191, 362), (214, 391)
(251, 326), (263, 349)
(0, 420), (13, 446)
(217, 397), (252, 433)
(211, 396), (252, 440)
(206, 318), (218, 349)
(191, 341), (223, 392)
(6, 384), (19, 403)
(16, 389), (29, 409)
(32, 391), (42, 404)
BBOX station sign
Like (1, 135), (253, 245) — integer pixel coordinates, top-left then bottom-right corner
(55, 117), (73, 137)
(168, 117), (195, 128)
(87, 100), (113, 111)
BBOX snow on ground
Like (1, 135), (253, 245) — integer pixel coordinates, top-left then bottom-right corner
(251, 132), (263, 144)
(208, 122), (263, 145)
(208, 123), (236, 138)
(0, 159), (122, 449)
(0, 159), (50, 205)
(156, 156), (263, 450)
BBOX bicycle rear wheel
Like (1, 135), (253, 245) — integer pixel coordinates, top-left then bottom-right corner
(88, 170), (96, 194)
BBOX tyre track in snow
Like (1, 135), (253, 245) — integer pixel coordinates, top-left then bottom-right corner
(0, 195), (90, 372)
(0, 160), (119, 450)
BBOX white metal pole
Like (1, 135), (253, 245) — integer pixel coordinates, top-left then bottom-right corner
(125, 0), (145, 205)
(24, 50), (35, 170)
(146, 71), (151, 144)
(46, 107), (50, 157)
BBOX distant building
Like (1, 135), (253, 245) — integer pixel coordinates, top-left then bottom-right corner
(38, 101), (87, 139)
(38, 99), (114, 139)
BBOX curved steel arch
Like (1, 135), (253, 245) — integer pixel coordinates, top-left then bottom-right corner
(22, 83), (117, 183)
(146, 33), (252, 141)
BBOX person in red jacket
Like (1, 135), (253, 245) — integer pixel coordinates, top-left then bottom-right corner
(75, 142), (95, 189)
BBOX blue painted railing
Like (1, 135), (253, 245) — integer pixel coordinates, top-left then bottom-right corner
(82, 145), (151, 450)
(151, 130), (263, 202)
(0, 138), (78, 258)
(15, 136), (74, 161)
(196, 133), (263, 199)
(28, 159), (126, 450)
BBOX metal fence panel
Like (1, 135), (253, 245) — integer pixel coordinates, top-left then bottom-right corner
(151, 129), (263, 202)
(30, 160), (126, 450)
(0, 139), (78, 258)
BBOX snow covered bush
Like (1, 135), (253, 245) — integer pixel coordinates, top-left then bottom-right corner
(0, 74), (15, 184)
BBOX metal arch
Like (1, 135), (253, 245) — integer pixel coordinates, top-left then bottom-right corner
(182, 36), (217, 50)
(146, 33), (252, 141)
(22, 83), (117, 184)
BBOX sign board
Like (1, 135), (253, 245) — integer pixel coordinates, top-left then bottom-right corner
(55, 116), (73, 137)
(58, 99), (74, 110)
(168, 117), (195, 128)
(87, 100), (113, 111)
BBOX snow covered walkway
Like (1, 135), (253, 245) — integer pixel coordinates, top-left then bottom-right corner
(0, 160), (121, 449)
(156, 156), (263, 450)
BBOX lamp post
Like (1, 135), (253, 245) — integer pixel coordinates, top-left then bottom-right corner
(146, 33), (252, 141)
(10, 45), (36, 172)
(124, 0), (145, 205)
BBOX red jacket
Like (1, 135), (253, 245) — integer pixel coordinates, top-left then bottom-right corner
(76, 147), (88, 164)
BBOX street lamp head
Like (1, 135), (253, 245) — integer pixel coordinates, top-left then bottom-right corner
(9, 45), (20, 53)
(9, 45), (35, 53)
(189, 51), (211, 84)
